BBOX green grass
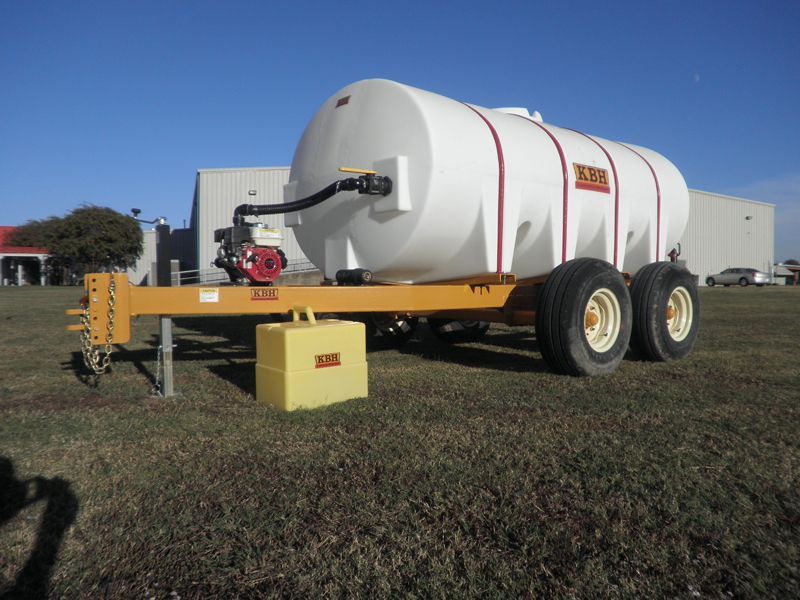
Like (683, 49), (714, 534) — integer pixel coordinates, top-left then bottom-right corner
(0, 285), (798, 597)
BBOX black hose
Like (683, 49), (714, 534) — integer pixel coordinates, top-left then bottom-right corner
(232, 174), (391, 226)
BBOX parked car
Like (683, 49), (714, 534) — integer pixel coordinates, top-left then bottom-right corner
(706, 268), (770, 287)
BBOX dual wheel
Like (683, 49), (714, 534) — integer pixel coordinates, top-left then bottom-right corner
(536, 258), (699, 376)
(345, 259), (698, 377)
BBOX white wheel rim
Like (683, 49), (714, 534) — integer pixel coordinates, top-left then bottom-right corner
(666, 286), (693, 342)
(583, 288), (621, 353)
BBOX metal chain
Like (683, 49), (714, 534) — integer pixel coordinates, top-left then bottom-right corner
(151, 345), (163, 397)
(80, 276), (116, 375)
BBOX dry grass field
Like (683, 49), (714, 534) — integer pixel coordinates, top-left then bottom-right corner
(1, 285), (798, 597)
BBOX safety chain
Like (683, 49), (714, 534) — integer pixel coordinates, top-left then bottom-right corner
(151, 344), (163, 397)
(80, 276), (117, 375)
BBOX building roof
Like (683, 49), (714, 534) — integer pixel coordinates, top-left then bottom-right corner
(0, 226), (48, 255)
(776, 263), (800, 273)
(196, 166), (290, 173)
(688, 189), (776, 208)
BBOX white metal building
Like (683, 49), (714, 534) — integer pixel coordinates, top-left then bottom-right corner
(128, 168), (775, 287)
(680, 190), (774, 285)
(125, 229), (157, 285)
(187, 167), (310, 282)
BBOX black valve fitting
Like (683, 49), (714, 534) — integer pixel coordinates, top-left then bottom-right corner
(335, 268), (373, 286)
(358, 174), (392, 196)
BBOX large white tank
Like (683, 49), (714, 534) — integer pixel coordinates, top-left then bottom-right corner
(285, 79), (689, 284)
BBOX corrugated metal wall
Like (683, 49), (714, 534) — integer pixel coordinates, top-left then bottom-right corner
(183, 168), (774, 287)
(170, 228), (195, 271)
(126, 230), (157, 285)
(195, 168), (311, 280)
(679, 190), (774, 285)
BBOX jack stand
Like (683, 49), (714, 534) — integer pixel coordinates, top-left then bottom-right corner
(159, 316), (175, 397)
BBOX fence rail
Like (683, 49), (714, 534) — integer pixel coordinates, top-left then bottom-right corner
(145, 259), (320, 286)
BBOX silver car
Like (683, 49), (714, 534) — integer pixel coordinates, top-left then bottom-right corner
(706, 268), (770, 287)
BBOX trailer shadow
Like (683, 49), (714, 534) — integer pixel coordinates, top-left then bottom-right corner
(206, 363), (256, 395)
(62, 326), (260, 390)
(62, 351), (102, 388)
(397, 327), (551, 374)
(173, 315), (283, 347)
(63, 317), (551, 395)
(60, 315), (278, 392)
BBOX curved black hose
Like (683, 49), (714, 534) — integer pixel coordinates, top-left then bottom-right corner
(232, 174), (391, 226)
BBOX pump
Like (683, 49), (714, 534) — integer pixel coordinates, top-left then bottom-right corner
(213, 223), (288, 285)
(213, 169), (392, 285)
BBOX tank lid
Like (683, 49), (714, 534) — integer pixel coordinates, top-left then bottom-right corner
(493, 107), (544, 122)
(494, 107), (529, 117)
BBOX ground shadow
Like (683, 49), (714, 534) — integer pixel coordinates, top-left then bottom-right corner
(207, 363), (255, 395)
(61, 332), (258, 390)
(61, 351), (101, 388)
(0, 457), (79, 600)
(62, 316), (551, 393)
(174, 315), (282, 347)
(398, 326), (551, 374)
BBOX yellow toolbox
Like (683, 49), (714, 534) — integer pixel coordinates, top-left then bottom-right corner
(255, 306), (368, 411)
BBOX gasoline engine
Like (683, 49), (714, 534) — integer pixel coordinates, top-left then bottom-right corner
(213, 223), (288, 285)
(213, 170), (392, 285)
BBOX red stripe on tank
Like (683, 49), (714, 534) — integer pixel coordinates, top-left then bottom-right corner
(517, 117), (570, 263)
(620, 144), (661, 262)
(462, 103), (505, 274)
(567, 129), (620, 269)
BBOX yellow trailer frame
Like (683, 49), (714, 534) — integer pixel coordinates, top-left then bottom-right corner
(68, 259), (693, 383)
(67, 272), (546, 346)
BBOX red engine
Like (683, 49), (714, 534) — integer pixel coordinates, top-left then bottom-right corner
(213, 224), (288, 285)
(237, 244), (284, 285)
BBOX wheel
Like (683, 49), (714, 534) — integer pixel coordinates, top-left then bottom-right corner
(536, 258), (632, 376)
(706, 277), (715, 287)
(630, 262), (699, 361)
(427, 318), (490, 344)
(354, 313), (418, 348)
(739, 277), (748, 287)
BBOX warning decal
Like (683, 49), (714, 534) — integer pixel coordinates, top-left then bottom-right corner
(199, 288), (219, 303)
(573, 163), (610, 193)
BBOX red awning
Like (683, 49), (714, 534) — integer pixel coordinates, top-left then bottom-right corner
(0, 226), (48, 255)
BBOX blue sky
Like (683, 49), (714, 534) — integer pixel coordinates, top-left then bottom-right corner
(1, 0), (798, 260)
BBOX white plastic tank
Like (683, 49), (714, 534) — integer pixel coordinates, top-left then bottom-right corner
(285, 79), (689, 284)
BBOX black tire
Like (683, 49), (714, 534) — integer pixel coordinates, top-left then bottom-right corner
(316, 313), (341, 321)
(427, 319), (490, 344)
(536, 258), (632, 376)
(706, 277), (715, 287)
(353, 313), (418, 348)
(630, 262), (699, 361)
(739, 277), (748, 287)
